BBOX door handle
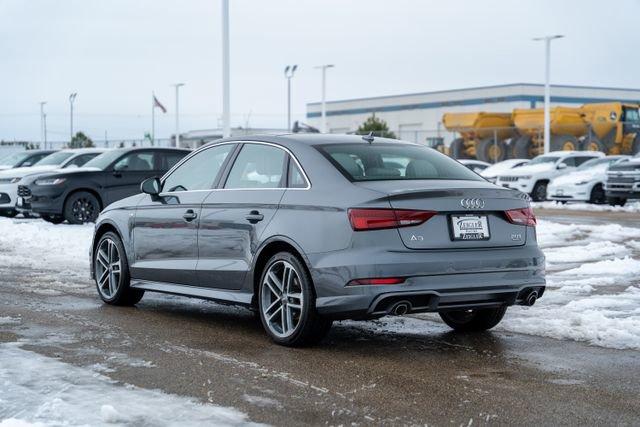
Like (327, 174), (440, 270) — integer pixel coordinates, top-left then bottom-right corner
(183, 209), (198, 222)
(245, 210), (264, 223)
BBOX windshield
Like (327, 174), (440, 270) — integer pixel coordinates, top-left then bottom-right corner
(577, 157), (617, 170)
(34, 151), (74, 166)
(529, 156), (560, 165)
(0, 151), (31, 166)
(83, 150), (126, 170)
(318, 143), (483, 182)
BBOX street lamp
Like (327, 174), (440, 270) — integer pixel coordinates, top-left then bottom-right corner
(533, 34), (564, 154)
(39, 101), (47, 148)
(221, 0), (231, 138)
(284, 65), (298, 132)
(172, 83), (185, 147)
(69, 92), (78, 143)
(314, 64), (334, 133)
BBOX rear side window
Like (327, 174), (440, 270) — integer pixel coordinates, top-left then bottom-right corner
(287, 157), (308, 188)
(114, 152), (154, 171)
(224, 144), (286, 189)
(318, 143), (483, 182)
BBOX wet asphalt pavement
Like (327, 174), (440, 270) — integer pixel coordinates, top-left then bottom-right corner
(1, 209), (640, 426)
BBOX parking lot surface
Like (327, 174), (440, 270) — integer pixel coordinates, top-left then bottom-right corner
(1, 208), (639, 426)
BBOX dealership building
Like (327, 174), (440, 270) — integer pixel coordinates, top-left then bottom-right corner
(306, 83), (640, 144)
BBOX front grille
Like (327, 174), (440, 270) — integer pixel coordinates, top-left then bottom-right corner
(605, 182), (633, 191)
(499, 176), (519, 182)
(17, 185), (31, 197)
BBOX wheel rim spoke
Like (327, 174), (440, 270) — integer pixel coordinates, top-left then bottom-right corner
(96, 238), (120, 299)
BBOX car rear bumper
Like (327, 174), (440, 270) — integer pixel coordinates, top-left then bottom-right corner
(547, 183), (591, 201)
(309, 239), (546, 320)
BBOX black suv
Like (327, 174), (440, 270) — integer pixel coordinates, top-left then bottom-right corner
(605, 155), (640, 206)
(22, 147), (190, 224)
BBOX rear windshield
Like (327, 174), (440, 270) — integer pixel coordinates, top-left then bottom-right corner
(34, 151), (74, 166)
(318, 143), (483, 182)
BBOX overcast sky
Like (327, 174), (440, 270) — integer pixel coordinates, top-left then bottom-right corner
(1, 0), (638, 141)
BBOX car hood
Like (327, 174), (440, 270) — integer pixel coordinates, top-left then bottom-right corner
(609, 159), (640, 172)
(0, 165), (59, 179)
(551, 168), (605, 185)
(502, 163), (555, 176)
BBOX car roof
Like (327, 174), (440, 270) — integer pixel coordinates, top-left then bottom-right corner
(208, 133), (419, 147)
(60, 148), (107, 153)
(105, 147), (191, 154)
(545, 150), (604, 157)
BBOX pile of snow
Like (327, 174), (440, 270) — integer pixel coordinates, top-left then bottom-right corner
(0, 218), (92, 277)
(0, 343), (258, 427)
(532, 200), (640, 213)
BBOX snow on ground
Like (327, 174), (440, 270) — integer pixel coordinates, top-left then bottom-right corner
(532, 200), (640, 213)
(0, 218), (92, 278)
(0, 343), (259, 427)
(0, 216), (639, 351)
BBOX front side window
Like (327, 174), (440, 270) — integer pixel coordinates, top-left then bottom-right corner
(113, 152), (154, 171)
(163, 144), (234, 192)
(224, 144), (286, 189)
(560, 157), (577, 167)
(318, 143), (483, 181)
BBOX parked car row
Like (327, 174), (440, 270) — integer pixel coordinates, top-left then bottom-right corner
(0, 147), (189, 223)
(476, 150), (637, 205)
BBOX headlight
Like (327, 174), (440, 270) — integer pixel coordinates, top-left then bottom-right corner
(35, 177), (66, 186)
(10, 177), (20, 184)
(519, 175), (532, 180)
(574, 181), (590, 186)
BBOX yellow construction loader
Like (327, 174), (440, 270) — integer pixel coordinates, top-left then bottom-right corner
(579, 102), (640, 154)
(442, 112), (514, 162)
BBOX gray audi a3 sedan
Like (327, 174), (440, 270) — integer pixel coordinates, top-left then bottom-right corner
(91, 134), (545, 346)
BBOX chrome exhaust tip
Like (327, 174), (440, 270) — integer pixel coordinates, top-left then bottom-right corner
(390, 301), (411, 316)
(524, 291), (538, 307)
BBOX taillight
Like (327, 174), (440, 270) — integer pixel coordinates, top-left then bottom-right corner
(348, 208), (436, 231)
(505, 207), (537, 227)
(347, 277), (406, 286)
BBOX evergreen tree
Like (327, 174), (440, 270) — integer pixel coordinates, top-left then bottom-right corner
(68, 132), (95, 148)
(356, 114), (396, 139)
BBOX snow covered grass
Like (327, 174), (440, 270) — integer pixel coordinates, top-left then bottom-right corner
(532, 200), (640, 213)
(499, 220), (640, 350)
(0, 217), (92, 277)
(0, 343), (259, 427)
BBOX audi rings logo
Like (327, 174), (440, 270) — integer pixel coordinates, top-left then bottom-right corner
(460, 198), (485, 209)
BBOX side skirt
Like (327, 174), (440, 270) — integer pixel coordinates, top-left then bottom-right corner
(130, 279), (253, 307)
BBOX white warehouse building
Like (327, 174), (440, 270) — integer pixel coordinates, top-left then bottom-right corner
(306, 83), (640, 144)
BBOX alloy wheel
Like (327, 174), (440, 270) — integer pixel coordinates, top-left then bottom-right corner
(260, 260), (304, 338)
(95, 238), (122, 299)
(72, 197), (96, 222)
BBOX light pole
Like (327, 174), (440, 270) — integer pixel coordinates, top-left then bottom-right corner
(314, 64), (334, 133)
(172, 83), (185, 147)
(284, 65), (298, 132)
(69, 92), (78, 143)
(533, 35), (564, 154)
(39, 101), (47, 148)
(221, 0), (231, 138)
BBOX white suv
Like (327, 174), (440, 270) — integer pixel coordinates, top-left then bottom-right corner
(496, 151), (605, 201)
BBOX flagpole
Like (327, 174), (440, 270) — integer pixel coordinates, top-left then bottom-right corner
(151, 92), (155, 146)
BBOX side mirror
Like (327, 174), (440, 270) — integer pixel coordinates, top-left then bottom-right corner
(141, 177), (161, 196)
(114, 163), (127, 172)
(557, 163), (567, 170)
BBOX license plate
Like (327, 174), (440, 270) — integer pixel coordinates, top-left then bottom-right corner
(16, 197), (23, 207)
(450, 215), (490, 241)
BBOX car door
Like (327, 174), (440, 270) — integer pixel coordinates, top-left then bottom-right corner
(197, 142), (288, 290)
(105, 150), (160, 205)
(131, 144), (236, 285)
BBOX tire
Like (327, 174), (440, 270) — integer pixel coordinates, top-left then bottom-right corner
(580, 138), (607, 153)
(94, 231), (144, 306)
(450, 138), (470, 159)
(64, 191), (101, 224)
(531, 181), (548, 202)
(511, 135), (533, 159)
(42, 214), (65, 224)
(632, 136), (640, 155)
(550, 134), (579, 152)
(607, 197), (627, 207)
(258, 251), (332, 347)
(476, 138), (507, 163)
(439, 306), (507, 332)
(588, 184), (606, 205)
